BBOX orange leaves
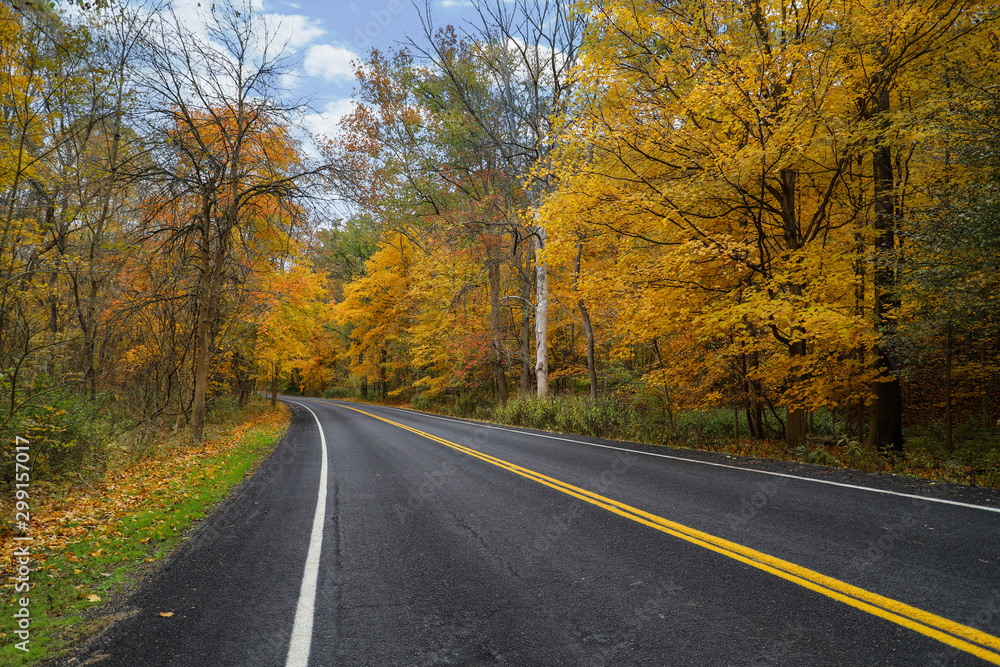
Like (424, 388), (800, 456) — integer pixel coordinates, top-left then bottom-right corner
(0, 408), (287, 589)
(536, 0), (929, 416)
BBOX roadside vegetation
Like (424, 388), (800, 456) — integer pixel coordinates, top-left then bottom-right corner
(309, 386), (1000, 490)
(292, 0), (1000, 490)
(0, 399), (289, 666)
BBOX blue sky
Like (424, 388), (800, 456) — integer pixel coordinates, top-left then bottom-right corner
(251, 0), (482, 140)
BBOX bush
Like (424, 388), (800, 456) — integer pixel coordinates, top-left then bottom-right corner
(411, 392), (436, 412)
(1, 389), (112, 482)
(491, 395), (639, 440)
(322, 386), (356, 399)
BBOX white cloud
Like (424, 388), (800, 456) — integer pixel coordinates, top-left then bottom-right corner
(303, 99), (356, 142)
(280, 68), (302, 91)
(264, 13), (325, 50)
(439, 0), (473, 7)
(303, 44), (358, 82)
(153, 2), (324, 57)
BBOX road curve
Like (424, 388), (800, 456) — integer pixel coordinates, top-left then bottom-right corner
(71, 397), (1000, 666)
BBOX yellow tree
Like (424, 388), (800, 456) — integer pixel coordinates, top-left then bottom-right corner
(335, 233), (416, 400)
(544, 0), (886, 447)
(325, 44), (532, 404)
(544, 0), (997, 448)
(255, 265), (328, 405)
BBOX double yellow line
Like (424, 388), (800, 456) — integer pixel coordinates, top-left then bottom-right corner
(339, 404), (1000, 664)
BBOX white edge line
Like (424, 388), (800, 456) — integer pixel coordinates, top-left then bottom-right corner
(301, 397), (1000, 516)
(284, 400), (329, 667)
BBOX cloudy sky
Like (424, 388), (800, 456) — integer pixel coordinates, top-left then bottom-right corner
(245, 0), (482, 141)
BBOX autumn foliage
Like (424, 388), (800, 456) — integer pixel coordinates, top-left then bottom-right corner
(1, 0), (999, 482)
(316, 0), (1000, 458)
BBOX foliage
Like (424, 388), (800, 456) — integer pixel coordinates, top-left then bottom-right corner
(0, 389), (110, 481)
(3, 7), (1000, 655)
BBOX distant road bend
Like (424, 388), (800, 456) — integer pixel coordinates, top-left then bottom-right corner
(78, 397), (1000, 666)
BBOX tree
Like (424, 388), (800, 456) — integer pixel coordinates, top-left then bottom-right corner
(325, 44), (529, 404)
(413, 0), (584, 397)
(541, 0), (883, 447)
(899, 25), (1000, 446)
(335, 234), (416, 401)
(533, 0), (999, 449)
(138, 0), (315, 439)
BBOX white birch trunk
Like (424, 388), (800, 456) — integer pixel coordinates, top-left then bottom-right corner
(534, 223), (549, 397)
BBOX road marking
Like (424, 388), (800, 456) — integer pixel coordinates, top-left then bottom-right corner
(284, 401), (330, 667)
(357, 402), (1000, 515)
(337, 403), (1000, 665)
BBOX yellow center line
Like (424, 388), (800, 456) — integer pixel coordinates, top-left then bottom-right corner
(337, 403), (1000, 665)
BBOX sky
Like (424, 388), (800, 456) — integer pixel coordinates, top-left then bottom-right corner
(232, 0), (483, 142)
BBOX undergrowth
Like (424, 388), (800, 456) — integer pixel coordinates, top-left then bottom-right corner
(404, 394), (1000, 489)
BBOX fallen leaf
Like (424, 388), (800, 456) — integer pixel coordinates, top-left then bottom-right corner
(87, 594), (101, 602)
(159, 611), (173, 617)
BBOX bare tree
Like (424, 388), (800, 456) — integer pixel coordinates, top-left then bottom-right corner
(137, 0), (318, 440)
(413, 0), (584, 397)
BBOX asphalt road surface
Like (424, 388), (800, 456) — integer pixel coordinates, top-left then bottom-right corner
(69, 397), (1000, 666)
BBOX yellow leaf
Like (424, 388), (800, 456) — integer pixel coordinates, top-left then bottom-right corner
(159, 611), (174, 617)
(87, 594), (101, 602)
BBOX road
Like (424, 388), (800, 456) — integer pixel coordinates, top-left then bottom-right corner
(71, 397), (1000, 666)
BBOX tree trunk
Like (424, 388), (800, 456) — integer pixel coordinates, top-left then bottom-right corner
(945, 323), (953, 451)
(867, 82), (905, 453)
(81, 83), (125, 398)
(191, 281), (213, 439)
(191, 207), (228, 441)
(785, 339), (807, 450)
(191, 295), (214, 440)
(982, 346), (990, 430)
(488, 262), (508, 405)
(379, 345), (388, 400)
(579, 301), (597, 400)
(743, 348), (765, 440)
(779, 168), (807, 451)
(533, 224), (549, 397)
(270, 363), (278, 407)
(573, 240), (598, 400)
(520, 253), (533, 395)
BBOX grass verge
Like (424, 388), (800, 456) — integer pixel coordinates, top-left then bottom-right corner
(1, 400), (290, 666)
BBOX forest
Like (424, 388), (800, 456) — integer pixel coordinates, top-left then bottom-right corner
(2, 0), (1000, 487)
